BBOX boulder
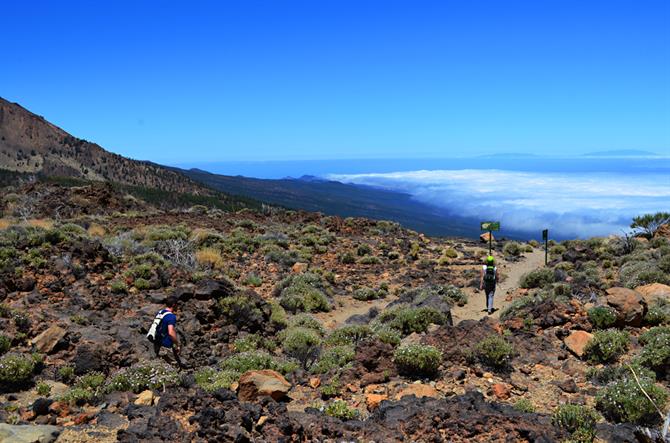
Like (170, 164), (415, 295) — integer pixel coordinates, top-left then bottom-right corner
(194, 278), (236, 301)
(291, 262), (309, 273)
(564, 330), (593, 357)
(365, 393), (388, 411)
(31, 325), (67, 354)
(394, 383), (440, 400)
(635, 283), (670, 305)
(491, 383), (511, 400)
(606, 287), (646, 327)
(0, 424), (61, 443)
(133, 390), (156, 406)
(480, 232), (494, 243)
(237, 370), (291, 402)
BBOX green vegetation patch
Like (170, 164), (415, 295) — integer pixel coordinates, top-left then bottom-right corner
(393, 344), (443, 378)
(583, 329), (629, 364)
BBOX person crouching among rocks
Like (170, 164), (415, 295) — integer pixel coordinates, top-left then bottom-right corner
(479, 255), (499, 315)
(147, 295), (184, 369)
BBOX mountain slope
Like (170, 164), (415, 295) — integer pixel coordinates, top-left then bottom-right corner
(178, 167), (483, 237)
(0, 97), (204, 194)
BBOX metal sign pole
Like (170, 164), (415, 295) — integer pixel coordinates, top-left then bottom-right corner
(489, 231), (492, 255)
(542, 229), (549, 266)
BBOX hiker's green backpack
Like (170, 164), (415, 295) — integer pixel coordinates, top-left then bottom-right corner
(484, 265), (496, 284)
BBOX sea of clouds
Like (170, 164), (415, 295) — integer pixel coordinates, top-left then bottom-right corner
(328, 169), (670, 239)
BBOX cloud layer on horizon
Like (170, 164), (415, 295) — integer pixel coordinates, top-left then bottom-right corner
(328, 169), (670, 239)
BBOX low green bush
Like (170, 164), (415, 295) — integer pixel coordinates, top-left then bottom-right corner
(358, 256), (382, 265)
(583, 329), (629, 364)
(276, 273), (331, 313)
(324, 400), (359, 420)
(519, 268), (555, 289)
(57, 365), (76, 384)
(551, 404), (598, 443)
(194, 367), (240, 392)
(0, 335), (10, 356)
(373, 326), (401, 346)
(474, 335), (514, 369)
(637, 327), (670, 372)
(36, 381), (51, 397)
(596, 375), (668, 425)
(105, 360), (180, 393)
(0, 353), (36, 387)
(280, 328), (322, 369)
(352, 286), (387, 301)
(503, 241), (523, 258)
(513, 398), (535, 413)
(393, 344), (442, 378)
(326, 325), (372, 346)
(290, 314), (325, 335)
(377, 306), (449, 336)
(339, 252), (356, 264)
(311, 345), (355, 374)
(356, 244), (372, 256)
(220, 350), (297, 375)
(320, 374), (341, 398)
(110, 280), (128, 294)
(644, 300), (670, 326)
(587, 306), (617, 329)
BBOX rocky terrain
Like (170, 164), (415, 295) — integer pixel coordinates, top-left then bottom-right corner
(0, 180), (669, 442)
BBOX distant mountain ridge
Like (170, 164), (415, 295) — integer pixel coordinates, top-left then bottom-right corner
(583, 149), (659, 157)
(0, 97), (206, 194)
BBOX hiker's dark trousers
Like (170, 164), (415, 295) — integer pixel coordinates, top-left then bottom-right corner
(154, 340), (183, 368)
(484, 284), (495, 312)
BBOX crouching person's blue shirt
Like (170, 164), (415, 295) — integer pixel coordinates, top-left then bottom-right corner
(159, 310), (177, 348)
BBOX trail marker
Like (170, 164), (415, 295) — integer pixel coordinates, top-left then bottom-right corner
(542, 229), (549, 265)
(481, 221), (500, 255)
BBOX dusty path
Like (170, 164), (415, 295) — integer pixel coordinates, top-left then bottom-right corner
(451, 249), (546, 323)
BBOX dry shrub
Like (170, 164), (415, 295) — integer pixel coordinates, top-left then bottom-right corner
(87, 223), (106, 237)
(196, 247), (225, 269)
(0, 219), (13, 230)
(27, 219), (53, 229)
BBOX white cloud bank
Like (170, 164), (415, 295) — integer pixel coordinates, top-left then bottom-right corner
(328, 169), (670, 239)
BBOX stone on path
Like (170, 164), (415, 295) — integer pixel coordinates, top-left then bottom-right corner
(31, 325), (66, 354)
(0, 424), (61, 443)
(606, 287), (646, 327)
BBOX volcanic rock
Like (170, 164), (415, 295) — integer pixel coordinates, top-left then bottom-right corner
(564, 330), (593, 357)
(606, 287), (646, 327)
(31, 325), (67, 354)
(635, 283), (670, 305)
(237, 370), (291, 402)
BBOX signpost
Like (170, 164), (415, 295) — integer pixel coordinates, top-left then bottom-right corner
(542, 229), (549, 266)
(480, 221), (500, 255)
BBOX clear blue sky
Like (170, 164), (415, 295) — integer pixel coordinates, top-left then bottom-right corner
(3, 0), (669, 162)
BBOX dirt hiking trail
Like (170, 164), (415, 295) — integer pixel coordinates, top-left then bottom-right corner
(452, 249), (546, 323)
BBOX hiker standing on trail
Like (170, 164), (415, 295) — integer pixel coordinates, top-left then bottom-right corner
(479, 255), (499, 315)
(147, 296), (184, 369)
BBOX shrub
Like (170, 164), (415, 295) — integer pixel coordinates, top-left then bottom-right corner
(393, 344), (442, 377)
(269, 302), (288, 329)
(442, 247), (458, 259)
(326, 325), (372, 346)
(290, 314), (325, 335)
(474, 335), (514, 369)
(0, 335), (10, 356)
(243, 273), (262, 287)
(358, 256), (382, 265)
(106, 360), (180, 393)
(378, 306), (449, 336)
(194, 367), (240, 392)
(644, 300), (670, 326)
(583, 329), (629, 364)
(352, 286), (387, 301)
(339, 252), (356, 264)
(220, 351), (297, 375)
(58, 365), (76, 384)
(519, 268), (555, 289)
(503, 241), (523, 258)
(551, 404), (598, 442)
(195, 247), (225, 269)
(218, 295), (264, 330)
(133, 278), (151, 290)
(110, 280), (128, 294)
(631, 212), (670, 238)
(356, 244), (372, 256)
(513, 398), (535, 413)
(277, 273), (331, 313)
(587, 362), (655, 386)
(324, 400), (359, 420)
(587, 306), (617, 329)
(442, 285), (468, 306)
(280, 328), (322, 369)
(619, 260), (669, 289)
(0, 353), (36, 387)
(320, 375), (341, 398)
(36, 381), (51, 397)
(596, 374), (668, 425)
(637, 327), (670, 372)
(373, 326), (401, 346)
(311, 345), (355, 374)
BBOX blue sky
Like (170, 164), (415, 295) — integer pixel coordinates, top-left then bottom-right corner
(2, 0), (669, 162)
